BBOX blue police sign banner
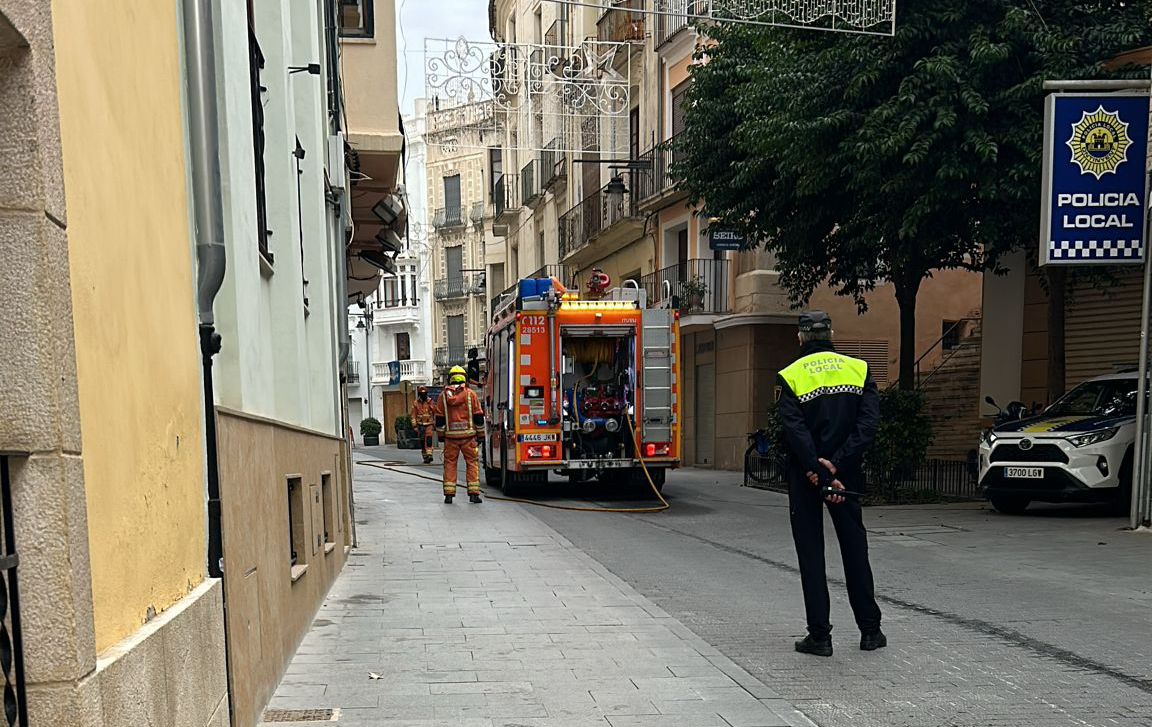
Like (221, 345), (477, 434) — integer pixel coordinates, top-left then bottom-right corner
(1041, 92), (1150, 265)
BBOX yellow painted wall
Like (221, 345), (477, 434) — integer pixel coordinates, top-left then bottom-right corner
(53, 0), (207, 651)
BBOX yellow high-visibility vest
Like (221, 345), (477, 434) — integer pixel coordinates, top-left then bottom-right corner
(779, 351), (868, 404)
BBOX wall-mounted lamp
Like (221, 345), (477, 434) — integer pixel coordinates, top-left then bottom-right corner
(289, 63), (322, 75)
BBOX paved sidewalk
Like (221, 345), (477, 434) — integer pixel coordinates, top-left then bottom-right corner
(258, 455), (813, 727)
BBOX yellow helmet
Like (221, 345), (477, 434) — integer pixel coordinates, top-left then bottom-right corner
(449, 365), (466, 384)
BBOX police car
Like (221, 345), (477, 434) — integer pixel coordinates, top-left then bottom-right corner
(978, 372), (1138, 514)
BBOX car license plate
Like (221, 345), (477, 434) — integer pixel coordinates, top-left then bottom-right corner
(520, 433), (557, 442)
(1005, 467), (1043, 479)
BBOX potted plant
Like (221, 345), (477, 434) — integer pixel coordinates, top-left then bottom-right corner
(394, 414), (420, 449)
(360, 416), (382, 447)
(680, 275), (709, 312)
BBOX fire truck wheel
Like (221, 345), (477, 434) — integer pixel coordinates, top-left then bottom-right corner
(484, 466), (501, 488)
(633, 467), (665, 496)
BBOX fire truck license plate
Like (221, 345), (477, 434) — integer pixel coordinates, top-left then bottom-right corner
(521, 434), (557, 442)
(1005, 467), (1043, 479)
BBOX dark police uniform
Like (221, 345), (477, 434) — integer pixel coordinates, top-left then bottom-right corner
(775, 310), (884, 655)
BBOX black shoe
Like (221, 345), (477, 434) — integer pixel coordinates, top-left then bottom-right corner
(860, 630), (887, 651)
(469, 493), (482, 504)
(423, 456), (433, 464)
(794, 635), (833, 657)
(444, 494), (454, 504)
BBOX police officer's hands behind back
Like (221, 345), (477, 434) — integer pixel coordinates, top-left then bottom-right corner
(806, 458), (845, 504)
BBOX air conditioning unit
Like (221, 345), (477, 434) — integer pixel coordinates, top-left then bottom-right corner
(328, 132), (347, 190)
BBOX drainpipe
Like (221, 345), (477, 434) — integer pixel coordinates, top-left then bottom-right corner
(184, 0), (226, 579)
(183, 0), (235, 719)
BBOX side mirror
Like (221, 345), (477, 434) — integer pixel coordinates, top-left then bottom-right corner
(984, 395), (997, 407)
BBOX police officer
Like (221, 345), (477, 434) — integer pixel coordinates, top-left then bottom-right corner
(776, 310), (885, 657)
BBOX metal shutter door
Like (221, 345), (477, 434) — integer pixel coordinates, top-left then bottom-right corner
(1066, 270), (1143, 384)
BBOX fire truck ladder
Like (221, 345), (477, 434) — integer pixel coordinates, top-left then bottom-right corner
(640, 308), (674, 443)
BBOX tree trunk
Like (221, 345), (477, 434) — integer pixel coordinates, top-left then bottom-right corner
(1046, 266), (1067, 405)
(895, 278), (922, 390)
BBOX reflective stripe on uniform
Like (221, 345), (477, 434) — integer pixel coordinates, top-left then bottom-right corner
(779, 351), (868, 402)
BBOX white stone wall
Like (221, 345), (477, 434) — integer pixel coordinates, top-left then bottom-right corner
(211, 0), (344, 436)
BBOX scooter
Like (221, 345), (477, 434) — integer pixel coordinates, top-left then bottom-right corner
(983, 395), (1032, 427)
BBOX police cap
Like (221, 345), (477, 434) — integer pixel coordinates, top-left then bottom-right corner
(798, 310), (832, 332)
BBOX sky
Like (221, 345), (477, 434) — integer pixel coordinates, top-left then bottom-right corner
(395, 0), (492, 117)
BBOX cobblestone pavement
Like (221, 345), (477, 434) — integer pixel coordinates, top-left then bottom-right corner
(258, 451), (814, 727)
(526, 468), (1152, 727)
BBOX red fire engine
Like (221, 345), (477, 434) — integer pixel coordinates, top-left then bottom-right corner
(482, 277), (681, 494)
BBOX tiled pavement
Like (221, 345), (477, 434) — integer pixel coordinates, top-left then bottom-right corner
(258, 456), (814, 727)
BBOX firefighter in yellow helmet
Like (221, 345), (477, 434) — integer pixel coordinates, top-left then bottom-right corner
(432, 365), (485, 503)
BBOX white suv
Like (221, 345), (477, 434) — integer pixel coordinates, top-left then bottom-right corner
(978, 372), (1137, 514)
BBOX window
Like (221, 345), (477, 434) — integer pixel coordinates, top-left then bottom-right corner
(835, 340), (890, 387)
(671, 81), (690, 138)
(287, 477), (306, 577)
(396, 332), (411, 361)
(321, 472), (336, 553)
(338, 0), (374, 38)
(447, 315), (466, 361)
(446, 246), (464, 295)
(443, 174), (462, 224)
(942, 320), (960, 350)
(489, 148), (503, 200)
(248, 17), (272, 262)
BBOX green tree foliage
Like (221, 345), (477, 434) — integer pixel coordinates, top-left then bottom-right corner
(675, 0), (1152, 386)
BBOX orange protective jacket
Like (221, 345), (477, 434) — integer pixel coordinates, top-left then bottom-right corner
(432, 385), (484, 438)
(411, 398), (434, 426)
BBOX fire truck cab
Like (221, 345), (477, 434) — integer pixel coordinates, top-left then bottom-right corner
(483, 277), (681, 494)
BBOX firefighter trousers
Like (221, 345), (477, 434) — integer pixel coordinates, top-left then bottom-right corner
(442, 436), (480, 496)
(787, 468), (882, 638)
(417, 425), (434, 458)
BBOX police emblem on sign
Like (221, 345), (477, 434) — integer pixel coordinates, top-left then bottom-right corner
(1066, 105), (1132, 180)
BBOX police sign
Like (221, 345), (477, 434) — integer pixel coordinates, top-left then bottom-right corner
(1042, 92), (1150, 265)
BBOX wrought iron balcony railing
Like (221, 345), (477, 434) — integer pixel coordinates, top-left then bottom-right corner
(434, 345), (486, 368)
(559, 179), (639, 259)
(494, 173), (521, 221)
(431, 206), (468, 229)
(521, 159), (540, 205)
(639, 258), (730, 315)
(634, 133), (682, 202)
(434, 274), (484, 300)
(598, 0), (646, 43)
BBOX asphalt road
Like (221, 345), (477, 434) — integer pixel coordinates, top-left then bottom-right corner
(357, 445), (1152, 726)
(512, 466), (1152, 727)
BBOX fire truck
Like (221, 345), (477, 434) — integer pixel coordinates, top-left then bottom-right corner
(482, 277), (681, 494)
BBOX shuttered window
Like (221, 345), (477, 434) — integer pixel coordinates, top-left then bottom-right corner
(1066, 270), (1143, 384)
(836, 340), (890, 387)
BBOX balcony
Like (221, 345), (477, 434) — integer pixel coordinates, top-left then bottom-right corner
(434, 274), (484, 300)
(521, 159), (543, 207)
(639, 258), (731, 316)
(559, 179), (642, 263)
(371, 359), (431, 386)
(431, 206), (468, 230)
(371, 299), (421, 325)
(541, 140), (567, 191)
(346, 369), (361, 385)
(493, 173), (521, 230)
(598, 0), (646, 44)
(470, 200), (487, 226)
(635, 133), (686, 210)
(434, 345), (486, 368)
(656, 0), (696, 48)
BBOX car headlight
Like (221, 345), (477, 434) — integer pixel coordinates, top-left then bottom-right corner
(981, 429), (996, 445)
(1067, 427), (1119, 448)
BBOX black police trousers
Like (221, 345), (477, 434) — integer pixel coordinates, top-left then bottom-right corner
(787, 468), (882, 638)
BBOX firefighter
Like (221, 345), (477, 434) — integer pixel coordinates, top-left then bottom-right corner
(411, 386), (435, 464)
(433, 365), (485, 504)
(775, 310), (885, 657)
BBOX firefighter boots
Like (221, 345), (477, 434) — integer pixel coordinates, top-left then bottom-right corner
(444, 494), (454, 504)
(469, 493), (482, 504)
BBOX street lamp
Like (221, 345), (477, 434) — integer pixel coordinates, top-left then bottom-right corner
(605, 175), (628, 210)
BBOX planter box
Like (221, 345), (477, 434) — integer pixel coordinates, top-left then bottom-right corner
(396, 429), (422, 449)
(362, 435), (380, 446)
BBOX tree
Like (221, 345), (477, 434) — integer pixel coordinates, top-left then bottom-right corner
(675, 0), (1152, 387)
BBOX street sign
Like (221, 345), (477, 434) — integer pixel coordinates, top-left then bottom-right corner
(1041, 92), (1150, 265)
(709, 226), (746, 251)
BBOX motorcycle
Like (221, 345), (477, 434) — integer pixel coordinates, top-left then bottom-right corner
(969, 396), (1039, 483)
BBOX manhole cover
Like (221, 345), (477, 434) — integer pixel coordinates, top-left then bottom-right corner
(262, 709), (337, 723)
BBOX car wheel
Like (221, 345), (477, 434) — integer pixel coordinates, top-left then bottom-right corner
(990, 496), (1030, 515)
